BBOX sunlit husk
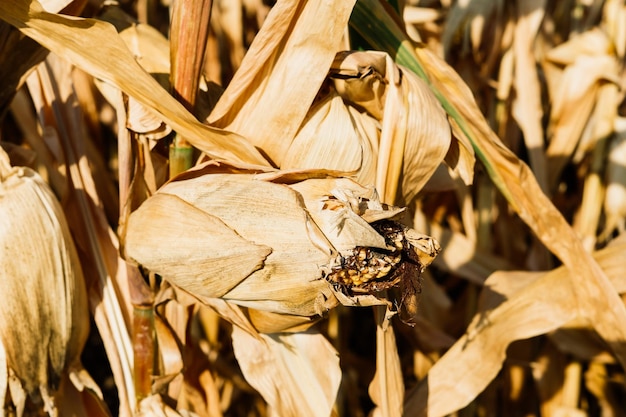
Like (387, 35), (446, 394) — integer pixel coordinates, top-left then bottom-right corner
(0, 149), (89, 412)
(329, 50), (452, 204)
(126, 170), (338, 318)
(282, 91), (379, 187)
(124, 165), (438, 328)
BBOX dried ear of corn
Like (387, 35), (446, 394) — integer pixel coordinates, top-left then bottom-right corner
(0, 147), (91, 414)
(124, 164), (440, 330)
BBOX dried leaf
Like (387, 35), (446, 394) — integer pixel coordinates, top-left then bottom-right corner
(231, 327), (341, 417)
(0, 0), (268, 166)
(369, 306), (403, 417)
(404, 232), (626, 416)
(208, 0), (356, 166)
(330, 50), (452, 204)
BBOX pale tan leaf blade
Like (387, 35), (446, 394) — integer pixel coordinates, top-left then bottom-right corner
(394, 67), (451, 204)
(369, 306), (404, 417)
(0, 0), (268, 166)
(329, 50), (453, 204)
(125, 193), (272, 299)
(208, 0), (356, 166)
(404, 269), (578, 417)
(231, 327), (341, 417)
(404, 235), (626, 417)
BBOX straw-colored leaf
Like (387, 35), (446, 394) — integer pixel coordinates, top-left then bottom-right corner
(231, 327), (341, 417)
(403, 233), (626, 417)
(369, 306), (404, 417)
(207, 0), (356, 166)
(395, 63), (452, 204)
(0, 0), (268, 166)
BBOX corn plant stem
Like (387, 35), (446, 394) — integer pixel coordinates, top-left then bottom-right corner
(118, 96), (158, 406)
(132, 305), (155, 402)
(351, 0), (626, 371)
(169, 0), (213, 156)
(170, 0), (212, 113)
(169, 139), (195, 177)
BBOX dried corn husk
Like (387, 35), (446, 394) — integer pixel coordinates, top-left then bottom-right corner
(282, 91), (379, 188)
(328, 50), (452, 204)
(0, 147), (91, 414)
(124, 164), (440, 330)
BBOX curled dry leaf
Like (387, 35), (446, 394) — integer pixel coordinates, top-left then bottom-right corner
(0, 148), (92, 413)
(328, 50), (452, 204)
(124, 165), (440, 331)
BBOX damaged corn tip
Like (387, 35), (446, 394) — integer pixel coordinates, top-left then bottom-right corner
(324, 220), (410, 291)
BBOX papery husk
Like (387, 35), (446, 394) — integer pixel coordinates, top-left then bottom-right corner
(207, 0), (356, 167)
(329, 50), (452, 204)
(125, 169), (338, 318)
(124, 165), (439, 330)
(0, 148), (91, 413)
(282, 91), (379, 188)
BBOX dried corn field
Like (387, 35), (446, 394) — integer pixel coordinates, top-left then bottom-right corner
(1, 0), (626, 416)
